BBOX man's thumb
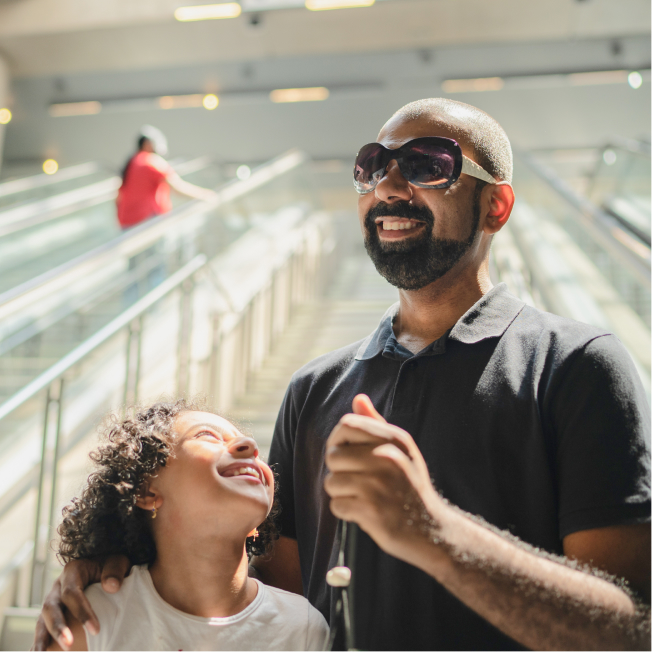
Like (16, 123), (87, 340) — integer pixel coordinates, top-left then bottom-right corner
(352, 394), (386, 422)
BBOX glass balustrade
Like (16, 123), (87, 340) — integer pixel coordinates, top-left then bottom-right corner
(0, 152), (324, 608)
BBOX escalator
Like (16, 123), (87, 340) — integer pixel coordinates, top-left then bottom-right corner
(0, 151), (319, 613)
(0, 157), (221, 294)
(492, 146), (650, 398)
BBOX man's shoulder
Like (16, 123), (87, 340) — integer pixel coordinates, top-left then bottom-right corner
(510, 303), (614, 352)
(288, 339), (366, 390)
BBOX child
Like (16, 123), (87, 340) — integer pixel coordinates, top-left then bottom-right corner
(49, 399), (328, 651)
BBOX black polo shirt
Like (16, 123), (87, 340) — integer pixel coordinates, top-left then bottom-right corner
(268, 284), (650, 651)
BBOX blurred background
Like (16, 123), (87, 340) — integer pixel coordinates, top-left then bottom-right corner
(0, 0), (649, 647)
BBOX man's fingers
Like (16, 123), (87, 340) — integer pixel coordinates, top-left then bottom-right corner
(33, 614), (56, 651)
(100, 554), (130, 593)
(40, 580), (76, 650)
(352, 394), (386, 422)
(372, 442), (421, 478)
(326, 442), (403, 473)
(60, 584), (99, 636)
(328, 414), (413, 456)
(329, 496), (360, 522)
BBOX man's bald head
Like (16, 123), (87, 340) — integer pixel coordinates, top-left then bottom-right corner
(384, 98), (513, 184)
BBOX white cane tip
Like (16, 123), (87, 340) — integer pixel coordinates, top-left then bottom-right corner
(326, 566), (351, 587)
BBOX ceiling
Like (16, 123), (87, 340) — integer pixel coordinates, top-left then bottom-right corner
(0, 0), (648, 78)
(0, 0), (649, 171)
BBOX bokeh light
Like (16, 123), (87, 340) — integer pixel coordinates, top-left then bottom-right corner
(203, 94), (219, 110)
(236, 165), (251, 180)
(603, 149), (617, 165)
(43, 159), (59, 174)
(627, 71), (643, 89)
(0, 108), (11, 125)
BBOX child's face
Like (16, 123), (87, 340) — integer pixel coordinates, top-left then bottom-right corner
(149, 411), (274, 537)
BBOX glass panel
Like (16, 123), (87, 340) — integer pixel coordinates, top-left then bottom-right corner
(589, 145), (651, 242)
(512, 156), (651, 329)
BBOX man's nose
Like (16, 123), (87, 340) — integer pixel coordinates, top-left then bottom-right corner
(230, 436), (259, 457)
(375, 159), (412, 202)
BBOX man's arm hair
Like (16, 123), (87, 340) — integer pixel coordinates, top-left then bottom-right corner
(410, 497), (651, 651)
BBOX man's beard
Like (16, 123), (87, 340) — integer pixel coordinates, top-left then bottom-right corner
(363, 186), (482, 290)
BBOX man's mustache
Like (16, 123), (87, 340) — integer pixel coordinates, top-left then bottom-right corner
(364, 201), (435, 229)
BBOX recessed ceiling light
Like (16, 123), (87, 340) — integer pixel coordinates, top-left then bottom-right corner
(270, 87), (330, 102)
(305, 0), (374, 10)
(49, 101), (102, 117)
(174, 2), (242, 21)
(441, 77), (504, 93)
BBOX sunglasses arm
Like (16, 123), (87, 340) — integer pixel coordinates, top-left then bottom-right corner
(461, 156), (499, 185)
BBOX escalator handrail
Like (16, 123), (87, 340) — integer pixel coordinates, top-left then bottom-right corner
(0, 254), (207, 423)
(0, 156), (214, 238)
(605, 137), (651, 158)
(515, 151), (651, 290)
(0, 149), (306, 324)
(0, 162), (103, 198)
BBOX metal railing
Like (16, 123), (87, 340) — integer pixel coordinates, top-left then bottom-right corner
(515, 151), (650, 290)
(0, 203), (334, 609)
(0, 150), (306, 331)
(0, 163), (102, 199)
(0, 156), (213, 238)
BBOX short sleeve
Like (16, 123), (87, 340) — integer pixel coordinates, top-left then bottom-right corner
(83, 584), (120, 651)
(268, 383), (299, 539)
(144, 153), (172, 181)
(305, 605), (330, 650)
(552, 334), (651, 538)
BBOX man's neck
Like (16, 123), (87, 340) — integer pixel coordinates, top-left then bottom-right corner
(393, 265), (493, 354)
(148, 526), (256, 619)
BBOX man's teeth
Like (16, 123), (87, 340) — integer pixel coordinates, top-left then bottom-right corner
(232, 467), (260, 479)
(382, 221), (418, 231)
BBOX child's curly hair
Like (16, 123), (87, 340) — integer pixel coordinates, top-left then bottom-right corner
(57, 398), (278, 565)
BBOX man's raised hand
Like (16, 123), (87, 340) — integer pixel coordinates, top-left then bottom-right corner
(324, 394), (443, 561)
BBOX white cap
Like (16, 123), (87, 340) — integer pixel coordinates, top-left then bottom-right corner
(140, 125), (168, 157)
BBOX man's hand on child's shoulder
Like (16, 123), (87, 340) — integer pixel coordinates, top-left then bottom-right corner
(34, 556), (131, 651)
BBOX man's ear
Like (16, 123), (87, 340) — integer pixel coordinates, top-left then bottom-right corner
(482, 182), (515, 235)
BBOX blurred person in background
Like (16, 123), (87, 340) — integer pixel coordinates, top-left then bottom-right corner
(117, 125), (216, 229)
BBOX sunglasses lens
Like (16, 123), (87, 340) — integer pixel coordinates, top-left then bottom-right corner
(402, 144), (456, 187)
(354, 144), (386, 193)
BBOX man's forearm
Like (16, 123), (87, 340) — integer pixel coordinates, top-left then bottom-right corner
(402, 500), (650, 651)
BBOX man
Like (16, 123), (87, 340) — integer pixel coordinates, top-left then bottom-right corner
(36, 99), (650, 650)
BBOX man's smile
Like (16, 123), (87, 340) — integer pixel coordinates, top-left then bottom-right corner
(374, 217), (427, 240)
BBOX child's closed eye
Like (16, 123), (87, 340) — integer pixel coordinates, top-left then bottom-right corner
(196, 431), (225, 442)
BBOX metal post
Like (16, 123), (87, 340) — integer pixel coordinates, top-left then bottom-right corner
(29, 378), (64, 606)
(133, 316), (143, 405)
(208, 314), (221, 402)
(177, 278), (195, 396)
(122, 317), (143, 409)
(269, 270), (277, 352)
(42, 378), (64, 599)
(29, 387), (51, 606)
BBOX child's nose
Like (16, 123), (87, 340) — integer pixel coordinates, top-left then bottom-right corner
(231, 436), (258, 457)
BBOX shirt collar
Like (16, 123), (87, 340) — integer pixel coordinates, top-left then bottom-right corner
(354, 283), (525, 361)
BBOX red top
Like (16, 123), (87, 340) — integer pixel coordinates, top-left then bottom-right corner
(116, 151), (173, 228)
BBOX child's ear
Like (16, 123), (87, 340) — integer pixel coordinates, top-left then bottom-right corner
(135, 486), (159, 511)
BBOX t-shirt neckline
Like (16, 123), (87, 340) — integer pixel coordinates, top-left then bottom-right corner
(138, 564), (265, 626)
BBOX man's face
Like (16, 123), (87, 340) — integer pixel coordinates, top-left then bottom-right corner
(357, 115), (485, 290)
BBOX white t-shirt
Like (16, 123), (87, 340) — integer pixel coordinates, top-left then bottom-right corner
(83, 564), (329, 651)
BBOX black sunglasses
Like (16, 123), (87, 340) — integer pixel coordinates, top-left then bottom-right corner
(353, 136), (496, 194)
